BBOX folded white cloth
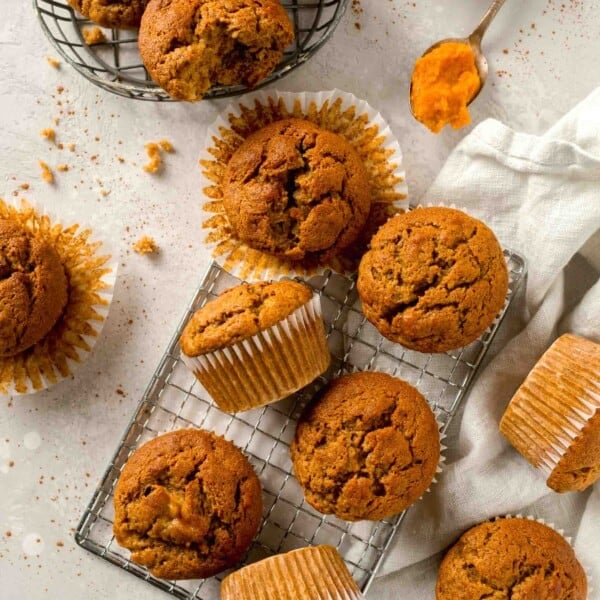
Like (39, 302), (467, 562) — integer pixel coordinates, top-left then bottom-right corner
(373, 88), (600, 598)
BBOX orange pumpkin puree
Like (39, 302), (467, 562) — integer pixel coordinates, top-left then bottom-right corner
(411, 41), (481, 133)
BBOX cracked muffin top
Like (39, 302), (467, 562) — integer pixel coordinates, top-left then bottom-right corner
(436, 518), (587, 600)
(68, 0), (149, 29)
(113, 428), (262, 580)
(180, 279), (312, 356)
(0, 219), (68, 358)
(139, 0), (294, 101)
(222, 118), (371, 263)
(357, 206), (508, 353)
(291, 371), (440, 521)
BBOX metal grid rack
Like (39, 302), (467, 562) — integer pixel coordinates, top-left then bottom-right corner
(75, 253), (526, 599)
(33, 0), (349, 101)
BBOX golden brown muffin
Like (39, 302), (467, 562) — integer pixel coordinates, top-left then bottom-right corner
(68, 0), (148, 29)
(180, 280), (330, 413)
(223, 118), (371, 264)
(500, 333), (600, 493)
(113, 429), (262, 580)
(357, 206), (508, 353)
(291, 371), (440, 521)
(221, 545), (363, 600)
(0, 219), (68, 358)
(436, 518), (587, 600)
(138, 0), (294, 101)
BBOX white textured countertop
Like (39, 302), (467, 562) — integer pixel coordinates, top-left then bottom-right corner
(1, 0), (598, 598)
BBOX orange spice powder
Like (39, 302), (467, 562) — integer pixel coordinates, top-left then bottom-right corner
(410, 41), (481, 133)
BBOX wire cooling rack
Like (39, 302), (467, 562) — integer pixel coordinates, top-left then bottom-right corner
(33, 0), (349, 101)
(75, 253), (526, 599)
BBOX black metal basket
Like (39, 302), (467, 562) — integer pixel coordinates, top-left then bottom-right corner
(34, 0), (349, 101)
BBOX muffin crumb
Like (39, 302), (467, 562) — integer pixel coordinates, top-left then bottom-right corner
(142, 142), (162, 173)
(133, 235), (159, 255)
(56, 164), (69, 172)
(158, 139), (174, 153)
(46, 57), (60, 68)
(39, 161), (54, 184)
(40, 128), (56, 143)
(82, 27), (107, 45)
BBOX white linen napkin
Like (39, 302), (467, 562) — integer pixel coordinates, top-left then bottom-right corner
(372, 88), (600, 598)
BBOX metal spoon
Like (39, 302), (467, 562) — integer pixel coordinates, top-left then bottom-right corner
(410, 0), (508, 116)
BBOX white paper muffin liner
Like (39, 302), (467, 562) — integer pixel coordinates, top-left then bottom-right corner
(499, 334), (600, 491)
(0, 198), (117, 396)
(199, 88), (409, 281)
(496, 514), (593, 596)
(221, 545), (364, 600)
(181, 292), (330, 413)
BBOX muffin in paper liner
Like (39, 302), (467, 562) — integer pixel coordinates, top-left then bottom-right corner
(220, 545), (364, 600)
(0, 198), (117, 396)
(500, 333), (600, 493)
(356, 204), (510, 354)
(199, 89), (408, 281)
(291, 370), (445, 521)
(180, 287), (330, 413)
(436, 514), (590, 599)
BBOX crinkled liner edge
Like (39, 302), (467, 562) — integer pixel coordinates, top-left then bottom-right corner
(180, 292), (326, 409)
(497, 514), (593, 595)
(199, 88), (409, 280)
(1, 198), (119, 396)
(335, 365), (446, 502)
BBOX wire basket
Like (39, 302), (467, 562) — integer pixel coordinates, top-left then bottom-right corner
(75, 254), (526, 599)
(33, 0), (349, 101)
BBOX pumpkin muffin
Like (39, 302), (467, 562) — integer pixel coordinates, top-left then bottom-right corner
(291, 371), (440, 521)
(436, 517), (587, 599)
(113, 429), (262, 580)
(0, 219), (68, 358)
(180, 280), (330, 413)
(221, 545), (362, 599)
(138, 0), (294, 101)
(68, 0), (148, 29)
(223, 118), (371, 264)
(357, 206), (508, 353)
(500, 333), (600, 493)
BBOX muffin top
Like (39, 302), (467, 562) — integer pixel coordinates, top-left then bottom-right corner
(139, 0), (294, 101)
(436, 518), (587, 600)
(68, 0), (149, 29)
(113, 428), (263, 580)
(221, 545), (362, 600)
(357, 206), (508, 353)
(291, 371), (440, 521)
(223, 118), (371, 263)
(180, 279), (312, 356)
(0, 219), (68, 358)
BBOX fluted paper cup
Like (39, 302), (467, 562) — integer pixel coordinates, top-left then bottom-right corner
(221, 545), (364, 600)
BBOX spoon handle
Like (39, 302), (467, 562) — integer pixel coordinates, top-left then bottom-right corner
(470, 0), (507, 45)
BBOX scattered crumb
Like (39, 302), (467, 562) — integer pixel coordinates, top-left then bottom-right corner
(46, 57), (60, 69)
(133, 236), (159, 255)
(143, 142), (162, 173)
(39, 161), (54, 184)
(56, 541), (64, 547)
(67, 143), (76, 152)
(40, 128), (56, 143)
(56, 164), (69, 172)
(20, 183), (30, 190)
(82, 27), (107, 45)
(158, 139), (174, 153)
